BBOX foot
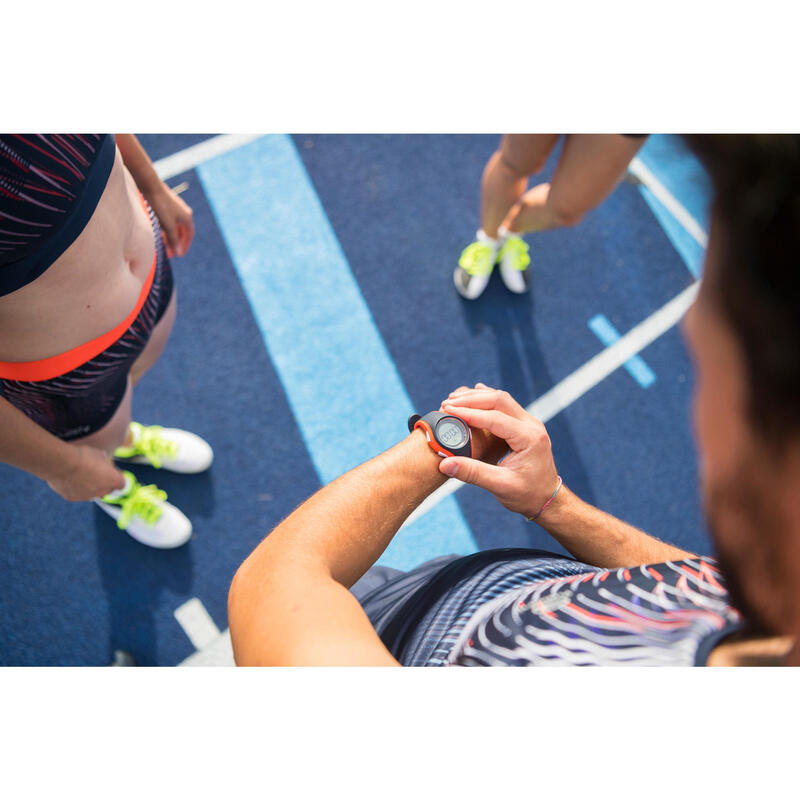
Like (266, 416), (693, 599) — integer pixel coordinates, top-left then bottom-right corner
(114, 422), (213, 473)
(497, 229), (532, 294)
(94, 470), (192, 549)
(453, 230), (500, 299)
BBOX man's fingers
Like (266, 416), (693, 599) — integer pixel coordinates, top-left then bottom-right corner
(444, 389), (529, 422)
(441, 405), (527, 449)
(443, 384), (487, 409)
(439, 456), (511, 494)
(447, 383), (493, 399)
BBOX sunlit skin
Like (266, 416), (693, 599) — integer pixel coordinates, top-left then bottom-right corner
(0, 135), (194, 502)
(229, 215), (799, 666)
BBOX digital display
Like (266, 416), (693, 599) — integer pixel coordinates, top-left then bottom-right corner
(437, 419), (467, 448)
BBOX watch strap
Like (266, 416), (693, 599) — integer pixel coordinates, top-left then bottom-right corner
(408, 411), (473, 459)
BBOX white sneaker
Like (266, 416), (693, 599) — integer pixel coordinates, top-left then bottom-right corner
(114, 422), (213, 473)
(94, 471), (192, 549)
(453, 229), (500, 299)
(497, 227), (532, 294)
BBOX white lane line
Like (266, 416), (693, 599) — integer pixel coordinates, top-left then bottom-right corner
(628, 156), (708, 248)
(154, 134), (263, 181)
(402, 281), (699, 528)
(179, 629), (235, 667)
(174, 598), (222, 650)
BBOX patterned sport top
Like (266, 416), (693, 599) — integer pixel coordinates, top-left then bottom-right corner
(0, 134), (115, 296)
(447, 557), (742, 666)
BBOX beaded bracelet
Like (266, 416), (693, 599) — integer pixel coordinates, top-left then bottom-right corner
(526, 476), (563, 522)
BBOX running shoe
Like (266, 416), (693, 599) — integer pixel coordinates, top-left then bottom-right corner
(497, 231), (532, 294)
(114, 422), (213, 473)
(94, 470), (192, 549)
(453, 230), (500, 299)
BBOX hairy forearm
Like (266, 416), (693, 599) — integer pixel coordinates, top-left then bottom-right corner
(115, 134), (163, 199)
(536, 485), (696, 568)
(240, 430), (445, 588)
(0, 396), (75, 481)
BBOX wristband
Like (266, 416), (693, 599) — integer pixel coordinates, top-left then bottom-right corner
(526, 476), (563, 522)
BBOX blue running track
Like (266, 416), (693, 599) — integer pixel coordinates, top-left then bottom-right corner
(0, 134), (711, 665)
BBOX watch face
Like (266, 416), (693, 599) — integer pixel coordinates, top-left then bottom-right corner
(436, 418), (468, 450)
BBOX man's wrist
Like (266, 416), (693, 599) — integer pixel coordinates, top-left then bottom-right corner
(402, 428), (451, 485)
(529, 482), (574, 529)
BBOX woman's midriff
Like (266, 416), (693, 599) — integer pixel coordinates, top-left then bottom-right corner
(0, 148), (156, 363)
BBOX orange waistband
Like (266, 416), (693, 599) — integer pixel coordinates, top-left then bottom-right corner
(0, 193), (158, 383)
(0, 250), (157, 382)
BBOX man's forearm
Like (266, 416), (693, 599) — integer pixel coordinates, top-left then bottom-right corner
(536, 485), (696, 568)
(243, 429), (445, 588)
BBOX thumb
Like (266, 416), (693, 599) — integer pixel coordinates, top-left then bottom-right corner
(162, 227), (182, 258)
(439, 457), (509, 494)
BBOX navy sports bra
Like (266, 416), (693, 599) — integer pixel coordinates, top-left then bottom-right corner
(0, 134), (115, 297)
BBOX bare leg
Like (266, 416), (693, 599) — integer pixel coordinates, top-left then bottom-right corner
(480, 134), (560, 238)
(503, 134), (646, 234)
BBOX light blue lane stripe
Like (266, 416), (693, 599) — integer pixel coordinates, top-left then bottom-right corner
(637, 134), (712, 279)
(638, 188), (705, 279)
(196, 134), (475, 570)
(639, 135), (712, 228)
(588, 315), (656, 389)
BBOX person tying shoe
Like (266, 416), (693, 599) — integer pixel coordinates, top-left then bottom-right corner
(0, 134), (212, 548)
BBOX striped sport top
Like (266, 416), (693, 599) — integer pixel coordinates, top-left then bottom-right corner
(446, 556), (742, 666)
(0, 134), (115, 296)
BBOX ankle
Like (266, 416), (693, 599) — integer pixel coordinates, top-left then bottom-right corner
(497, 225), (521, 240)
(476, 228), (500, 247)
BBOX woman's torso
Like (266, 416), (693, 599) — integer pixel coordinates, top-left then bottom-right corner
(0, 140), (155, 362)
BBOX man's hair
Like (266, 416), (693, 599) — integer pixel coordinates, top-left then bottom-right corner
(685, 134), (800, 446)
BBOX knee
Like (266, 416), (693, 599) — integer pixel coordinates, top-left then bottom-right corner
(498, 149), (541, 180)
(548, 202), (585, 228)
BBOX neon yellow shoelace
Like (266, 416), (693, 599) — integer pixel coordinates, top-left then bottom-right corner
(458, 241), (496, 276)
(104, 472), (166, 530)
(499, 237), (530, 271)
(117, 423), (178, 469)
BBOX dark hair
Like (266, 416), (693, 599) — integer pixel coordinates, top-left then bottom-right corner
(684, 134), (800, 445)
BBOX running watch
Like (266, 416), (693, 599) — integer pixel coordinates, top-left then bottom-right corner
(408, 411), (473, 458)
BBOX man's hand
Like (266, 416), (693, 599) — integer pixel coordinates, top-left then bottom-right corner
(438, 383), (560, 519)
(439, 382), (509, 465)
(147, 183), (195, 258)
(46, 445), (126, 502)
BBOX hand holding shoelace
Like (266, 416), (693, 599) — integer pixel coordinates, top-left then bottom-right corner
(438, 383), (561, 521)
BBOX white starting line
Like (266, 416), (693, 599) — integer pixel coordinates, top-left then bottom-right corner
(174, 598), (234, 666)
(164, 134), (708, 666)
